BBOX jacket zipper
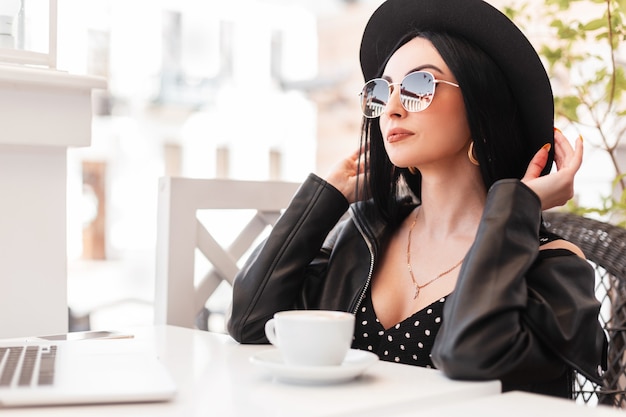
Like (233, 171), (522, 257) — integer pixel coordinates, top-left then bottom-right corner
(349, 206), (375, 314)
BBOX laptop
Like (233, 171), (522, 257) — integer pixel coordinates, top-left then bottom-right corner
(0, 331), (177, 408)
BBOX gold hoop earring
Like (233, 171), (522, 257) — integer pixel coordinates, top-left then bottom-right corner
(408, 166), (419, 175)
(468, 142), (480, 166)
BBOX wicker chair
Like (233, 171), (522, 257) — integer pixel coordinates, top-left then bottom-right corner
(542, 211), (626, 407)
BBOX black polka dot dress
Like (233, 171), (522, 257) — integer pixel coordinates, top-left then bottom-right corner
(352, 288), (446, 368)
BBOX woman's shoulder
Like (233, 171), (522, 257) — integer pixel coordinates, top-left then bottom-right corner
(539, 228), (585, 258)
(540, 239), (585, 258)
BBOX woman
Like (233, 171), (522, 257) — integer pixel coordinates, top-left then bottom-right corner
(226, 0), (607, 397)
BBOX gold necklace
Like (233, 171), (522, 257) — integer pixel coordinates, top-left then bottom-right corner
(406, 211), (464, 300)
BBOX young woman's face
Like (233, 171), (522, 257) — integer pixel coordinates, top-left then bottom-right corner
(379, 37), (471, 172)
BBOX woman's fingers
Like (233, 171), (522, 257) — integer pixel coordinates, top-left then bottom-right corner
(552, 128), (582, 172)
(522, 143), (551, 182)
(325, 147), (368, 203)
(522, 128), (584, 210)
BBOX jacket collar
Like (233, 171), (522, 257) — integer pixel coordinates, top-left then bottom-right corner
(350, 198), (417, 249)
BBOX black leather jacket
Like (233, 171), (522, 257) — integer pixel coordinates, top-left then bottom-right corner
(226, 174), (607, 395)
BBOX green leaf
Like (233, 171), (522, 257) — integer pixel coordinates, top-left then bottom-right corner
(539, 45), (563, 67)
(613, 67), (626, 101)
(554, 95), (581, 122)
(583, 18), (607, 31)
(546, 0), (572, 9)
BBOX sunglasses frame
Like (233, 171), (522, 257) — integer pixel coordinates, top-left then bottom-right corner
(359, 70), (460, 119)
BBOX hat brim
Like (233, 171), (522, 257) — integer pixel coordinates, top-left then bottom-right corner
(360, 0), (554, 176)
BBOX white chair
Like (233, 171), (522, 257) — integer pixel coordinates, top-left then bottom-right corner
(154, 177), (301, 330)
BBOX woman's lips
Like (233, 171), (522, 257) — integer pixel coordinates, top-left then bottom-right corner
(386, 128), (414, 143)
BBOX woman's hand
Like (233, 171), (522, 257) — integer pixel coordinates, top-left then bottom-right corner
(521, 128), (583, 211)
(325, 148), (366, 204)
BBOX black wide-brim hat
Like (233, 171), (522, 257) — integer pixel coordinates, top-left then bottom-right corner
(360, 0), (554, 176)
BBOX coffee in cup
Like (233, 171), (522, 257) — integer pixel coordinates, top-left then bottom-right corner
(264, 310), (355, 367)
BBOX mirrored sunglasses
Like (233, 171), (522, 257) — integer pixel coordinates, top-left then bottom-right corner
(359, 71), (460, 118)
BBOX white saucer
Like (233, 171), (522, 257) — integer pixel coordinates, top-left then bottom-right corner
(250, 349), (379, 384)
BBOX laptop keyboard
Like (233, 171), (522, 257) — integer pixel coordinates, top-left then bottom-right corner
(0, 345), (57, 388)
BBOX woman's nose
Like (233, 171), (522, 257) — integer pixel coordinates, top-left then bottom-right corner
(384, 87), (406, 117)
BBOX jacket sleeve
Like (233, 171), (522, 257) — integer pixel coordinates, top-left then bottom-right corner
(226, 174), (349, 344)
(431, 179), (606, 386)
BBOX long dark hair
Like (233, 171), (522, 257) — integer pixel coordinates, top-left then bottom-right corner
(358, 31), (526, 225)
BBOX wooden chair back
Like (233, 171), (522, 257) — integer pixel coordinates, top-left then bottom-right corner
(154, 177), (300, 329)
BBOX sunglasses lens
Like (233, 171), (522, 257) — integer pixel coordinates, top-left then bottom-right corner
(360, 79), (389, 118)
(359, 72), (439, 118)
(401, 72), (435, 112)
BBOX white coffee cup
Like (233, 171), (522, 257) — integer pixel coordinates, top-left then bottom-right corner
(264, 310), (355, 367)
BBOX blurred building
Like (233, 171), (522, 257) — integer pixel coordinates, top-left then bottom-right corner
(56, 0), (382, 328)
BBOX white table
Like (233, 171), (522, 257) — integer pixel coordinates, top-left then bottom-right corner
(1, 325), (501, 416)
(378, 391), (624, 417)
